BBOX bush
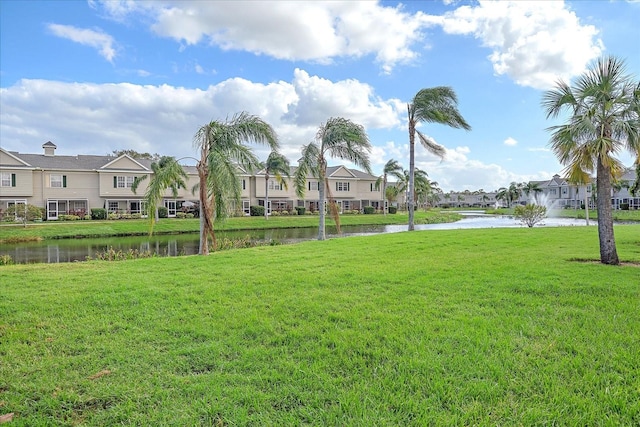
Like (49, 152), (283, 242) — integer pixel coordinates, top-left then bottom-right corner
(3, 204), (45, 223)
(59, 214), (80, 221)
(108, 213), (120, 220)
(250, 206), (265, 217)
(158, 206), (168, 218)
(0, 254), (14, 265)
(271, 211), (280, 217)
(83, 214), (92, 220)
(388, 206), (397, 214)
(295, 207), (306, 215)
(620, 203), (630, 210)
(363, 206), (375, 214)
(176, 212), (187, 219)
(514, 204), (547, 228)
(185, 213), (195, 219)
(91, 208), (107, 220)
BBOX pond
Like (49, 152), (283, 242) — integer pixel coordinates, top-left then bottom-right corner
(1, 213), (592, 264)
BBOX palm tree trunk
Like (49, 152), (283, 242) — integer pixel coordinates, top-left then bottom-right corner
(318, 172), (326, 241)
(198, 165), (209, 255)
(596, 155), (619, 265)
(264, 175), (269, 221)
(382, 175), (387, 215)
(408, 114), (416, 231)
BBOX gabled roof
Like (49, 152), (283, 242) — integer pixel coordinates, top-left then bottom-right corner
(0, 148), (33, 167)
(327, 165), (357, 178)
(100, 155), (149, 171)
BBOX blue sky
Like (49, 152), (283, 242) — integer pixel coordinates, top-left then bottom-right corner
(1, 0), (639, 192)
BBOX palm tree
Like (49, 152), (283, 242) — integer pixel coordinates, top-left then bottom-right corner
(194, 112), (278, 255)
(406, 86), (471, 230)
(262, 151), (291, 220)
(294, 117), (371, 241)
(631, 161), (640, 196)
(131, 156), (187, 235)
(522, 182), (542, 199)
(375, 159), (404, 215)
(542, 55), (640, 265)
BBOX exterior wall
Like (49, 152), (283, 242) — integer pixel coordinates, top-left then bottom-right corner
(0, 168), (34, 198)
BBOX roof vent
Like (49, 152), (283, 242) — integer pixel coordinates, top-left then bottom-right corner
(43, 141), (57, 156)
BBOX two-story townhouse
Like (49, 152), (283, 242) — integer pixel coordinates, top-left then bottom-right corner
(1, 142), (384, 219)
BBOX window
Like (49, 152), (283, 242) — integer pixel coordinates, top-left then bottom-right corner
(1, 173), (16, 187)
(370, 183), (380, 191)
(242, 179), (246, 190)
(308, 181), (320, 191)
(114, 176), (135, 188)
(268, 180), (282, 191)
(336, 182), (350, 192)
(108, 201), (119, 212)
(50, 174), (67, 188)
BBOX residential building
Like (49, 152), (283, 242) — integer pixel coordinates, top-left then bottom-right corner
(0, 142), (384, 219)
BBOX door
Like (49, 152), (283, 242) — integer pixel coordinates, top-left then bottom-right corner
(242, 200), (250, 216)
(47, 200), (58, 220)
(165, 200), (177, 217)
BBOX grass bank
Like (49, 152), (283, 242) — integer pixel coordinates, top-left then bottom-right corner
(1, 225), (639, 425)
(0, 210), (459, 243)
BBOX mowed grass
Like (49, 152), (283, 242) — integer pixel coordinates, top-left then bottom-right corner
(1, 226), (639, 426)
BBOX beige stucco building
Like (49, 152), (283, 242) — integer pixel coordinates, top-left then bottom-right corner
(1, 142), (384, 219)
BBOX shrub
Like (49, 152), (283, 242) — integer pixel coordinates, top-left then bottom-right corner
(620, 203), (630, 210)
(91, 208), (107, 220)
(158, 206), (168, 218)
(3, 204), (45, 223)
(176, 212), (187, 219)
(59, 214), (80, 221)
(83, 214), (92, 220)
(388, 206), (397, 214)
(108, 213), (120, 220)
(0, 254), (14, 265)
(185, 213), (195, 219)
(295, 207), (306, 215)
(280, 210), (289, 216)
(514, 204), (547, 228)
(363, 206), (375, 214)
(271, 211), (280, 217)
(250, 206), (265, 217)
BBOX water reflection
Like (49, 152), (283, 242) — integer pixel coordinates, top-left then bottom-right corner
(1, 215), (592, 264)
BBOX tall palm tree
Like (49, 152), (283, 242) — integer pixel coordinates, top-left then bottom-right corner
(131, 156), (187, 235)
(294, 117), (371, 241)
(630, 161), (640, 196)
(542, 55), (640, 265)
(407, 86), (471, 230)
(375, 159), (404, 215)
(262, 151), (291, 220)
(194, 112), (278, 255)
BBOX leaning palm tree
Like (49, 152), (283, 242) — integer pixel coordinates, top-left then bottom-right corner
(194, 112), (278, 255)
(131, 156), (188, 235)
(375, 159), (404, 215)
(542, 55), (640, 265)
(262, 151), (291, 220)
(294, 117), (371, 241)
(407, 87), (471, 230)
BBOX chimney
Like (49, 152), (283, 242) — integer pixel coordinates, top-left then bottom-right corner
(43, 141), (57, 156)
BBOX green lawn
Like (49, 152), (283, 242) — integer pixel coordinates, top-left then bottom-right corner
(0, 210), (460, 243)
(1, 226), (639, 425)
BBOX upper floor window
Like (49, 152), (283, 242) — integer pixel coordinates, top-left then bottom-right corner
(0, 172), (16, 187)
(268, 180), (282, 191)
(50, 174), (67, 188)
(370, 183), (380, 191)
(114, 176), (135, 188)
(336, 182), (350, 192)
(308, 181), (320, 191)
(242, 179), (246, 190)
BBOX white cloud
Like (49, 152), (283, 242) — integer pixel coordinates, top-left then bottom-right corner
(504, 137), (518, 146)
(423, 1), (604, 89)
(89, 0), (428, 73)
(47, 24), (117, 62)
(0, 70), (401, 163)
